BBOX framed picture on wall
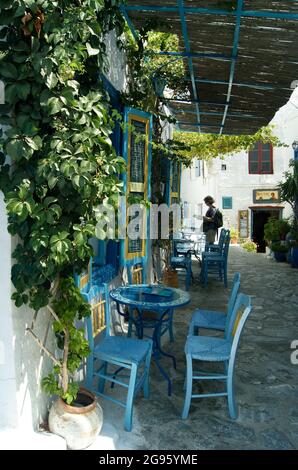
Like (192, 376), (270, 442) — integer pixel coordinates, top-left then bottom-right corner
(253, 189), (280, 203)
(238, 210), (249, 238)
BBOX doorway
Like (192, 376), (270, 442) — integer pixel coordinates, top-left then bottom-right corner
(251, 208), (281, 253)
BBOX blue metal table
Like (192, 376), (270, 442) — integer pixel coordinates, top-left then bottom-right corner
(109, 284), (190, 396)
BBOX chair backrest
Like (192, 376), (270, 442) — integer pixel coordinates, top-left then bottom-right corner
(225, 292), (252, 343)
(218, 227), (227, 246)
(225, 272), (241, 327)
(126, 259), (145, 285)
(222, 230), (230, 257)
(81, 283), (111, 352)
(205, 228), (226, 252)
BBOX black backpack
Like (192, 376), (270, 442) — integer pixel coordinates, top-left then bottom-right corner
(214, 209), (223, 229)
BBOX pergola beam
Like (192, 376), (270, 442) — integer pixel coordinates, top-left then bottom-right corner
(167, 98), (229, 106)
(120, 6), (139, 41)
(220, 0), (243, 135)
(125, 5), (298, 20)
(178, 121), (224, 128)
(184, 77), (289, 91)
(170, 109), (256, 119)
(177, 0), (201, 132)
(154, 51), (235, 61)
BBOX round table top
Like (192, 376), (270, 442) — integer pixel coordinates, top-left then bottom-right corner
(109, 284), (190, 311)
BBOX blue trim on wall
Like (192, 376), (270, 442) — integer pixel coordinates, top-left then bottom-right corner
(101, 74), (122, 156)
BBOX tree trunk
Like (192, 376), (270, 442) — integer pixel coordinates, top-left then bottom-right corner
(62, 328), (70, 395)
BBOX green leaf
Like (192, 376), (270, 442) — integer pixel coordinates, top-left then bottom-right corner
(86, 42), (100, 56)
(48, 175), (58, 189)
(72, 175), (80, 188)
(6, 139), (24, 160)
(47, 97), (62, 115)
(25, 137), (39, 150)
(17, 82), (31, 100)
(0, 63), (18, 79)
(46, 72), (58, 89)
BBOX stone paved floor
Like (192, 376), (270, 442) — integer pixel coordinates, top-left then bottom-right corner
(101, 246), (298, 450)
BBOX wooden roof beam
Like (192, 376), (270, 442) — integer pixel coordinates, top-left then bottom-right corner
(220, 0), (243, 135)
(177, 0), (201, 132)
(126, 5), (298, 21)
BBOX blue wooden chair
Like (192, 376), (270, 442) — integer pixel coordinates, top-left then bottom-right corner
(188, 272), (241, 335)
(81, 283), (152, 432)
(205, 228), (227, 253)
(171, 238), (193, 291)
(182, 293), (252, 420)
(200, 230), (230, 287)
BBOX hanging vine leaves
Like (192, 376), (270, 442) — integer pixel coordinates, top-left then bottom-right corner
(0, 0), (126, 402)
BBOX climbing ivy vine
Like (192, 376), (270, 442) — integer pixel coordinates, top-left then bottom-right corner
(0, 0), (126, 402)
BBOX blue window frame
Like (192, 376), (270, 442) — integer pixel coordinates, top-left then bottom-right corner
(194, 159), (201, 177)
(222, 197), (232, 209)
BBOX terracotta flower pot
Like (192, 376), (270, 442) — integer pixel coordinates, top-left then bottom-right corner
(49, 387), (103, 450)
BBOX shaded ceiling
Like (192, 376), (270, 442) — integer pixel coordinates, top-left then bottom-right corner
(122, 1), (298, 135)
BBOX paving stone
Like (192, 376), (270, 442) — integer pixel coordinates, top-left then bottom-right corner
(259, 429), (295, 450)
(101, 247), (298, 450)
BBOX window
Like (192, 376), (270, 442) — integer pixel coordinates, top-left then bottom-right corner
(170, 161), (181, 204)
(222, 197), (232, 209)
(124, 109), (151, 261)
(196, 203), (203, 217)
(248, 143), (273, 174)
(194, 159), (201, 177)
(221, 164), (227, 171)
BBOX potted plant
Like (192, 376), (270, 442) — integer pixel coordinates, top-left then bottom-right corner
(270, 241), (288, 262)
(241, 239), (257, 253)
(230, 226), (238, 244)
(277, 160), (298, 267)
(264, 217), (291, 244)
(28, 277), (103, 450)
(158, 239), (179, 287)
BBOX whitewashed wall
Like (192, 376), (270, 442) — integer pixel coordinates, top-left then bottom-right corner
(0, 196), (55, 431)
(181, 88), (298, 235)
(104, 31), (127, 93)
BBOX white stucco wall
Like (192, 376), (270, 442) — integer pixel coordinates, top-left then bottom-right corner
(104, 31), (127, 93)
(181, 88), (298, 236)
(0, 196), (55, 431)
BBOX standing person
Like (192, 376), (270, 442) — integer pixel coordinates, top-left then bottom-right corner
(203, 195), (217, 244)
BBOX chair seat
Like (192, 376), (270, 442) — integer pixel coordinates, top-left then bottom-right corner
(191, 309), (226, 331)
(94, 336), (151, 365)
(202, 253), (224, 261)
(185, 335), (232, 361)
(171, 256), (191, 265)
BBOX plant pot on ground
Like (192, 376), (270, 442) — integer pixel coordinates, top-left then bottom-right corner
(270, 242), (288, 262)
(33, 277), (103, 450)
(49, 387), (103, 450)
(229, 227), (238, 244)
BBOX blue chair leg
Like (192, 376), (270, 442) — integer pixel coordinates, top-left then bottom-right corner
(143, 345), (152, 399)
(98, 361), (107, 393)
(182, 354), (193, 419)
(124, 363), (138, 432)
(186, 265), (191, 291)
(224, 264), (228, 288)
(86, 355), (94, 389)
(127, 307), (133, 337)
(169, 309), (174, 342)
(227, 363), (237, 419)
